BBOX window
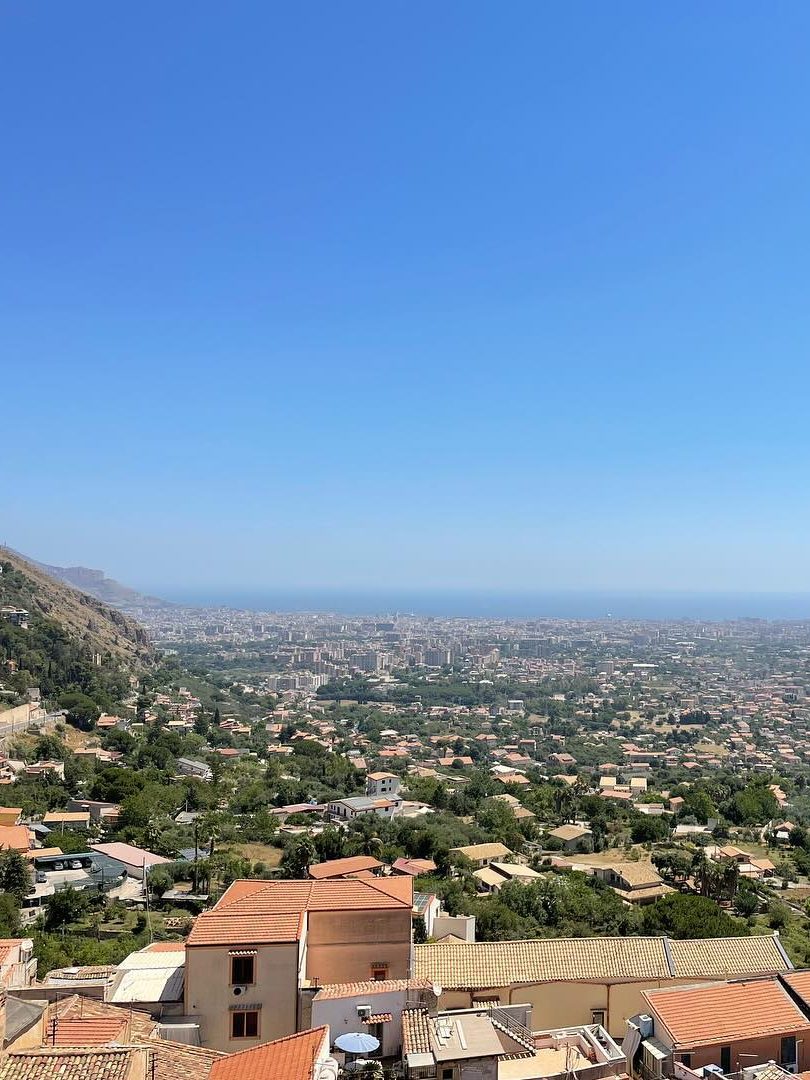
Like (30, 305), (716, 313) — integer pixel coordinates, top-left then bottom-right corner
(781, 1037), (797, 1067)
(720, 1047), (731, 1074)
(442, 1069), (454, 1080)
(231, 1011), (259, 1039)
(591, 1010), (606, 1027)
(681, 1055), (692, 1069)
(230, 955), (255, 985)
(370, 964), (388, 981)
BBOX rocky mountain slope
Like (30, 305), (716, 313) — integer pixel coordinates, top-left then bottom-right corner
(0, 547), (153, 667)
(25, 556), (169, 611)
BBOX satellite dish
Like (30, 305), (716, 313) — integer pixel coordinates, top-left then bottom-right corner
(432, 983), (443, 998)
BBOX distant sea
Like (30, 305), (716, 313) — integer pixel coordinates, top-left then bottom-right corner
(145, 587), (810, 621)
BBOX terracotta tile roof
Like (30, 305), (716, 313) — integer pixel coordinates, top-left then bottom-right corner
(780, 970), (810, 1003)
(0, 826), (31, 852)
(402, 1009), (431, 1056)
(188, 877), (412, 947)
(644, 977), (808, 1048)
(143, 1039), (223, 1080)
(143, 942), (186, 953)
(363, 1013), (392, 1024)
(42, 812), (90, 824)
(49, 993), (156, 1041)
(50, 1017), (129, 1045)
(605, 862), (663, 888)
(0, 940), (24, 965)
(392, 857), (436, 876)
(307, 855), (382, 879)
(450, 843), (514, 862)
(669, 934), (791, 977)
(209, 1025), (328, 1080)
(414, 937), (671, 988)
(313, 977), (434, 1000)
(0, 1047), (137, 1080)
(46, 995), (223, 1080)
(185, 911), (304, 947)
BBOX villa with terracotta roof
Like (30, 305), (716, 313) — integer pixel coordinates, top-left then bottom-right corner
(631, 976), (810, 1077)
(185, 877), (414, 1051)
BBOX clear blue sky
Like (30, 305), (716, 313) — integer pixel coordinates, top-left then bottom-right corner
(3, 3), (810, 593)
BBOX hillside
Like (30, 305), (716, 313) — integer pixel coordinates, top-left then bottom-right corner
(23, 554), (169, 611)
(0, 547), (153, 674)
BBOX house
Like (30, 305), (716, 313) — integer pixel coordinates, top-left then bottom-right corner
(1, 991), (225, 1078)
(546, 824), (593, 852)
(0, 940), (36, 989)
(0, 810), (21, 829)
(177, 759), (214, 782)
(591, 862), (672, 905)
(90, 843), (172, 880)
(66, 799), (120, 825)
(366, 772), (402, 798)
(327, 796), (400, 821)
(402, 1004), (537, 1078)
(309, 979), (437, 1059)
(630, 976), (810, 1077)
(184, 877), (414, 1051)
(23, 760), (65, 780)
(414, 934), (793, 1039)
(403, 1008), (625, 1080)
(391, 857), (436, 877)
(450, 843), (521, 869)
(42, 812), (91, 831)
(307, 855), (383, 880)
(208, 1025), (331, 1080)
(0, 1046), (152, 1080)
(473, 862), (543, 893)
(0, 827), (31, 853)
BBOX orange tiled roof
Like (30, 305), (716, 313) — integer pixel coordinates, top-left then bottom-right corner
(209, 1025), (327, 1080)
(781, 970), (810, 1002)
(188, 878), (411, 947)
(307, 855), (382, 879)
(0, 826), (31, 852)
(51, 1017), (129, 1045)
(644, 977), (808, 1048)
(313, 977), (433, 1000)
(186, 911), (304, 947)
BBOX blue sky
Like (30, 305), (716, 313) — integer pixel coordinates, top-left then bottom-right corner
(3, 3), (810, 593)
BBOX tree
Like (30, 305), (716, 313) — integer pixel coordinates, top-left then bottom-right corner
(0, 849), (32, 903)
(279, 837), (316, 879)
(735, 888), (760, 918)
(45, 887), (89, 930)
(58, 692), (101, 731)
(630, 815), (670, 844)
(768, 899), (791, 931)
(641, 894), (748, 939)
(0, 893), (20, 937)
(148, 867), (174, 900)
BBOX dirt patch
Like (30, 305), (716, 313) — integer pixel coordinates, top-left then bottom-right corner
(221, 842), (283, 867)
